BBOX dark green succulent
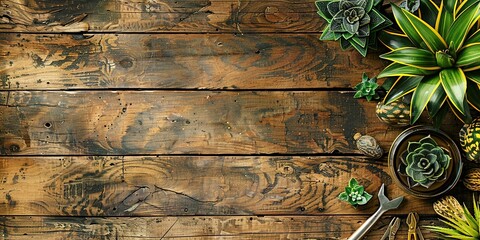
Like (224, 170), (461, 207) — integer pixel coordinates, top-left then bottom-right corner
(354, 73), (380, 101)
(398, 135), (451, 188)
(315, 0), (392, 56)
(338, 178), (372, 207)
(399, 0), (420, 13)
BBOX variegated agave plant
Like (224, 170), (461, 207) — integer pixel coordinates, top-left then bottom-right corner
(377, 0), (480, 125)
(315, 0), (392, 56)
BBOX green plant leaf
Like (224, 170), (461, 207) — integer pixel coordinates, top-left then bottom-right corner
(349, 178), (358, 187)
(378, 30), (414, 50)
(348, 38), (368, 57)
(401, 7), (447, 52)
(446, 3), (480, 53)
(384, 76), (423, 104)
(440, 68), (467, 114)
(466, 71), (480, 84)
(427, 83), (447, 117)
(419, 0), (439, 27)
(410, 74), (441, 124)
(377, 62), (437, 78)
(456, 0), (480, 16)
(457, 43), (480, 68)
(338, 192), (349, 201)
(467, 80), (480, 111)
(449, 97), (472, 123)
(466, 28), (480, 45)
(435, 1), (454, 38)
(380, 47), (439, 70)
(433, 104), (449, 128)
(316, 0), (334, 20)
(391, 4), (424, 49)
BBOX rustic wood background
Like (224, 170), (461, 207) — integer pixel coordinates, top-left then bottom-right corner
(0, 0), (473, 239)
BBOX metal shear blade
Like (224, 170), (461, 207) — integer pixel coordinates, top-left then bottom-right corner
(380, 217), (400, 240)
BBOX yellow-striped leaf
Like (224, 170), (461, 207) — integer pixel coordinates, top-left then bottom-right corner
(378, 63), (438, 78)
(419, 0), (439, 27)
(427, 84), (447, 117)
(391, 4), (424, 49)
(402, 7), (447, 52)
(446, 3), (480, 53)
(456, 0), (480, 16)
(384, 76), (423, 104)
(457, 43), (480, 67)
(380, 47), (439, 70)
(411, 74), (442, 124)
(378, 31), (414, 50)
(440, 68), (467, 114)
(465, 28), (480, 45)
(467, 80), (480, 111)
(466, 70), (480, 84)
(435, 1), (454, 37)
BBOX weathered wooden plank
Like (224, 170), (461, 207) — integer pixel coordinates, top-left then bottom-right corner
(0, 33), (386, 90)
(1, 0), (324, 33)
(0, 215), (442, 239)
(0, 156), (446, 216)
(0, 90), (459, 155)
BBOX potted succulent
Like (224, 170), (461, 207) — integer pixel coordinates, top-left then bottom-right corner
(388, 126), (463, 198)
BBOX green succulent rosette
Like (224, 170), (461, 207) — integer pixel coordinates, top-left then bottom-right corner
(398, 135), (451, 188)
(354, 73), (380, 101)
(315, 0), (392, 56)
(338, 178), (372, 207)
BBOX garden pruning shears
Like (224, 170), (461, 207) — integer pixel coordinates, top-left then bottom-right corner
(407, 212), (424, 240)
(380, 217), (400, 240)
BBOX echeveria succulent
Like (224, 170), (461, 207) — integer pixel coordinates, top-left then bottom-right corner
(315, 0), (392, 56)
(338, 178), (372, 207)
(399, 135), (451, 188)
(354, 73), (380, 101)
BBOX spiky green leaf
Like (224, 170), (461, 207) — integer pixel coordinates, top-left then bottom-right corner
(419, 0), (439, 27)
(380, 47), (439, 70)
(377, 62), (437, 78)
(378, 30), (415, 50)
(446, 3), (480, 53)
(402, 7), (447, 52)
(435, 1), (454, 38)
(384, 76), (423, 104)
(466, 29), (480, 45)
(315, 0), (334, 20)
(391, 4), (424, 49)
(427, 83), (447, 117)
(410, 74), (441, 124)
(440, 68), (467, 114)
(467, 80), (480, 111)
(457, 43), (480, 68)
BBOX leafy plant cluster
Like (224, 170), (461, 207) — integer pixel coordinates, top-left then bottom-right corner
(338, 178), (373, 207)
(316, 0), (480, 125)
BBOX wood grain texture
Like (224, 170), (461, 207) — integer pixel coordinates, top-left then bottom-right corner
(0, 215), (442, 239)
(0, 90), (460, 155)
(0, 156), (451, 216)
(0, 0), (324, 33)
(0, 33), (387, 90)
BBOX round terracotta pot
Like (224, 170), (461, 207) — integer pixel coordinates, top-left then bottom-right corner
(388, 125), (463, 198)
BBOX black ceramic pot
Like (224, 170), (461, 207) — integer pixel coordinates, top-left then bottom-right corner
(388, 125), (463, 198)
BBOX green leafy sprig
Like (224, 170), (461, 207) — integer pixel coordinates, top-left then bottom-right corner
(338, 178), (373, 207)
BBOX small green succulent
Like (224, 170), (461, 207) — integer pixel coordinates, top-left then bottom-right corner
(354, 73), (380, 101)
(398, 135), (451, 188)
(338, 178), (372, 207)
(399, 0), (420, 13)
(315, 0), (392, 56)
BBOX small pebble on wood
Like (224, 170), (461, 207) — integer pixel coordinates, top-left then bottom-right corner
(354, 133), (383, 159)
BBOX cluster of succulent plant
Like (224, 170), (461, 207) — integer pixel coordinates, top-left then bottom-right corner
(315, 0), (392, 56)
(338, 178), (372, 207)
(398, 135), (451, 188)
(376, 0), (480, 124)
(426, 195), (480, 239)
(353, 73), (380, 101)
